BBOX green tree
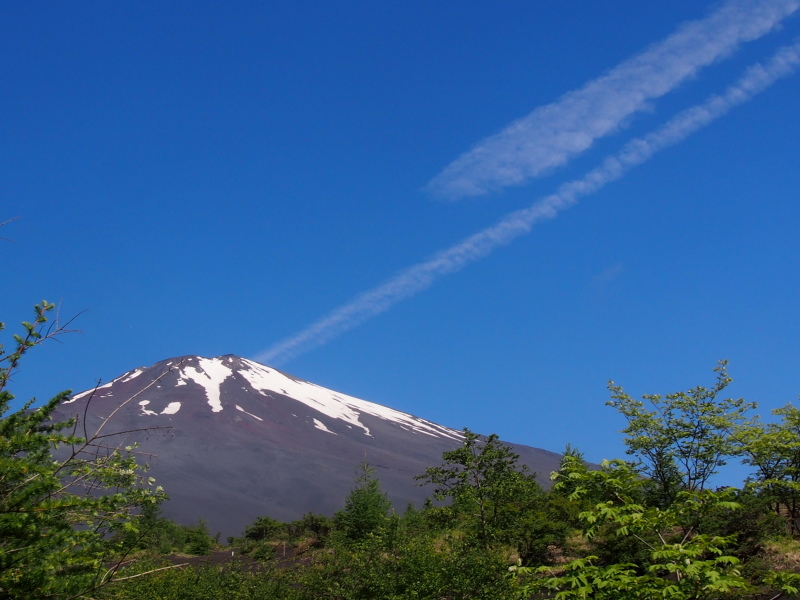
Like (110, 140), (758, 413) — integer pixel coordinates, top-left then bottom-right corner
(184, 519), (215, 555)
(415, 428), (537, 550)
(0, 302), (166, 599)
(607, 360), (755, 505)
(286, 512), (331, 543)
(520, 458), (751, 600)
(333, 460), (391, 544)
(243, 515), (285, 542)
(118, 502), (187, 555)
(737, 402), (800, 534)
(234, 512), (332, 560)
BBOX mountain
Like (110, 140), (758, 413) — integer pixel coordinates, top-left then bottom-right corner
(54, 355), (563, 538)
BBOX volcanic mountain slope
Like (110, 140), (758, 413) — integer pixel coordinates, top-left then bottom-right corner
(55, 355), (563, 538)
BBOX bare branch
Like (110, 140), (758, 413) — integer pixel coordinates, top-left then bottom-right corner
(0, 216), (20, 241)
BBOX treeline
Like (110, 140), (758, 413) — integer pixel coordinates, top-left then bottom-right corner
(3, 304), (800, 599)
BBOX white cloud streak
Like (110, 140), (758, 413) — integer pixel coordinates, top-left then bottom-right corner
(426, 0), (799, 200)
(256, 39), (800, 366)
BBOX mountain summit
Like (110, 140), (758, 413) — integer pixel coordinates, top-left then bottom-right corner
(55, 355), (562, 537)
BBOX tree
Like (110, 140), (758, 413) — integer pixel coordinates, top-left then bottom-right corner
(519, 457), (751, 600)
(118, 502), (187, 555)
(415, 428), (537, 550)
(0, 302), (166, 599)
(333, 460), (391, 544)
(184, 519), (214, 555)
(607, 361), (755, 505)
(737, 402), (800, 534)
(243, 515), (285, 542)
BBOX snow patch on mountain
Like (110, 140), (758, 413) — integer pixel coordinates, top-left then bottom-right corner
(179, 358), (232, 412)
(235, 404), (263, 421)
(139, 400), (158, 416)
(65, 380), (114, 403)
(313, 418), (336, 435)
(238, 358), (461, 440)
(65, 367), (147, 404)
(121, 368), (145, 383)
(161, 402), (181, 415)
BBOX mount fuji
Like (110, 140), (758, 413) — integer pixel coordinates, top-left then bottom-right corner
(54, 355), (563, 538)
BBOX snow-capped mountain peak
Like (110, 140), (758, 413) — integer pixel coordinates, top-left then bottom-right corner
(56, 354), (562, 538)
(68, 355), (461, 441)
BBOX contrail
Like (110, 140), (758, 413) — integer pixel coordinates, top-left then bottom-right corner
(256, 39), (800, 366)
(426, 0), (799, 200)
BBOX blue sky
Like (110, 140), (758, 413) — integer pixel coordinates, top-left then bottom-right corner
(2, 1), (799, 484)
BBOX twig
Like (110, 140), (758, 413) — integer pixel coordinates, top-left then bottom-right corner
(0, 216), (20, 241)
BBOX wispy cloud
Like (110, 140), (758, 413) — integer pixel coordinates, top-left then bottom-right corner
(426, 0), (799, 200)
(256, 39), (800, 366)
(592, 264), (624, 288)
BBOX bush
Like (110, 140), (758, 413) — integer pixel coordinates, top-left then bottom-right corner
(184, 519), (215, 555)
(98, 561), (294, 600)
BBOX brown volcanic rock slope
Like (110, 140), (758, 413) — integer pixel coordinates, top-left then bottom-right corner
(54, 355), (563, 538)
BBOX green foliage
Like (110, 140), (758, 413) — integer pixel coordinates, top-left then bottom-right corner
(244, 514), (285, 542)
(0, 303), (166, 598)
(737, 402), (800, 534)
(98, 561), (294, 600)
(504, 482), (569, 565)
(607, 360), (756, 505)
(294, 516), (519, 600)
(233, 512), (332, 562)
(535, 366), (800, 599)
(520, 549), (749, 600)
(333, 460), (391, 544)
(239, 512), (332, 546)
(184, 519), (215, 555)
(118, 503), (187, 555)
(695, 488), (785, 562)
(415, 428), (538, 550)
(288, 511), (332, 542)
(763, 569), (800, 598)
(522, 457), (752, 599)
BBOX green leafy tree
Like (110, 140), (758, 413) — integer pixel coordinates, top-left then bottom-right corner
(737, 402), (800, 534)
(511, 484), (572, 566)
(333, 460), (391, 544)
(243, 515), (285, 542)
(607, 360), (755, 505)
(549, 445), (593, 526)
(519, 458), (751, 600)
(118, 502), (187, 555)
(0, 302), (166, 599)
(184, 519), (215, 556)
(286, 512), (331, 543)
(415, 428), (537, 550)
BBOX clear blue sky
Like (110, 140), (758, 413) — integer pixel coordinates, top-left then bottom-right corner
(2, 1), (799, 484)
